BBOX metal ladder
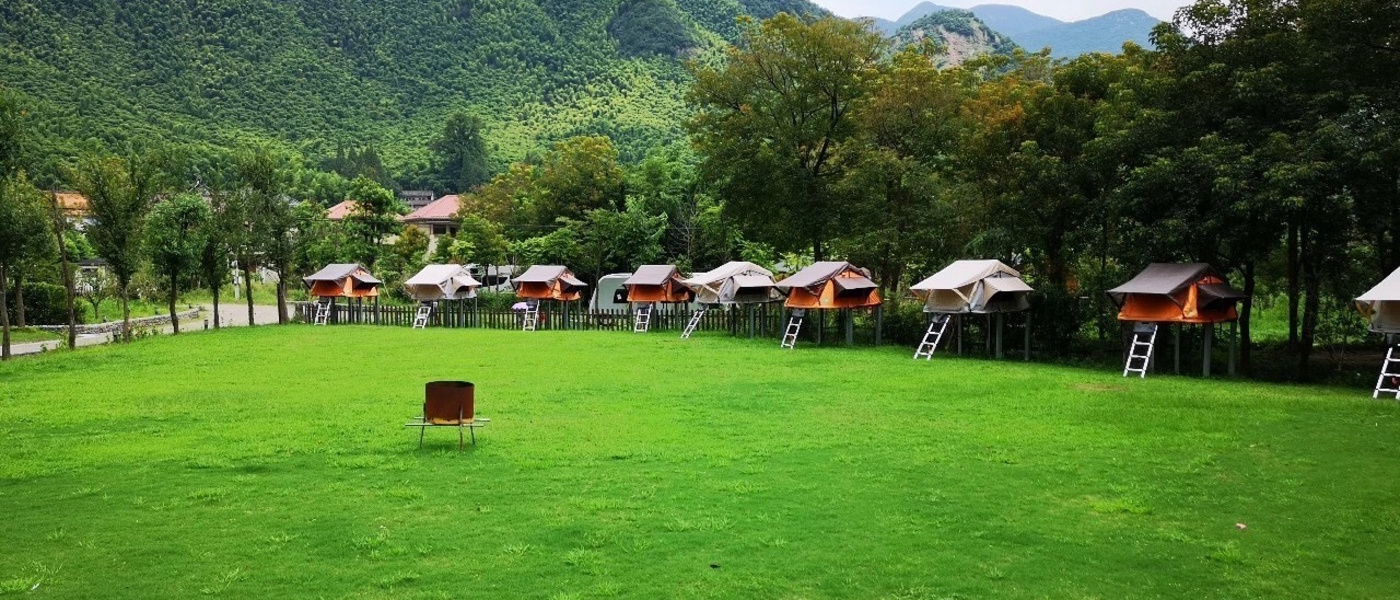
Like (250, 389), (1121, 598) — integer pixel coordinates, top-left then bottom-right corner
(634, 305), (652, 333)
(412, 303), (433, 329)
(914, 315), (951, 360)
(1373, 345), (1400, 399)
(522, 303), (539, 331)
(681, 308), (706, 339)
(313, 298), (333, 326)
(1123, 323), (1158, 378)
(780, 313), (804, 349)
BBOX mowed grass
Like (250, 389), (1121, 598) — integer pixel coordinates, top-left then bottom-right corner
(1, 327), (1398, 599)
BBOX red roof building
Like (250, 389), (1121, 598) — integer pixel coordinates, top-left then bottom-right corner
(403, 195), (461, 237)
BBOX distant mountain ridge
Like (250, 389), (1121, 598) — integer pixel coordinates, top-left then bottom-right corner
(891, 10), (1017, 67)
(862, 2), (1160, 58)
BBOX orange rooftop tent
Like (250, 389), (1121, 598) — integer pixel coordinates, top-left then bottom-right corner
(1108, 263), (1247, 378)
(511, 265), (587, 301)
(510, 265), (588, 331)
(623, 265), (694, 304)
(304, 263), (382, 299)
(778, 261), (881, 310)
(623, 265), (695, 333)
(1108, 263), (1245, 324)
(303, 264), (382, 325)
(774, 262), (882, 349)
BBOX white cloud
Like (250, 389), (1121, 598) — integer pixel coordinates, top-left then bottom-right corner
(812, 0), (1189, 23)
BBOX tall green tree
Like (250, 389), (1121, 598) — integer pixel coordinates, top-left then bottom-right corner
(0, 173), (51, 359)
(72, 150), (163, 342)
(689, 14), (884, 260)
(200, 190), (232, 329)
(343, 175), (405, 268)
(234, 146), (296, 323)
(430, 112), (491, 194)
(145, 193), (210, 334)
(529, 136), (626, 229)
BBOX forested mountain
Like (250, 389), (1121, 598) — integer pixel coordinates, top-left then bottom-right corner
(863, 3), (1159, 58)
(0, 0), (824, 186)
(891, 10), (1017, 66)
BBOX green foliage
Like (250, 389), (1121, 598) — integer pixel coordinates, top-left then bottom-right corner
(0, 0), (824, 179)
(609, 0), (696, 58)
(530, 136), (627, 228)
(689, 14), (886, 259)
(455, 215), (510, 266)
(3, 282), (67, 327)
(343, 176), (404, 266)
(428, 112), (491, 194)
(144, 193), (211, 306)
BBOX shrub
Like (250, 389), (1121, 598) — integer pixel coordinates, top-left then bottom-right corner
(5, 282), (71, 326)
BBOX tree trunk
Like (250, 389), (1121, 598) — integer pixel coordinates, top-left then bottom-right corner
(276, 267), (288, 325)
(243, 263), (255, 327)
(121, 287), (132, 343)
(14, 270), (25, 328)
(1287, 222), (1299, 346)
(212, 280), (221, 330)
(1298, 237), (1320, 380)
(53, 212), (77, 350)
(1, 263), (11, 360)
(1239, 261), (1255, 375)
(169, 272), (180, 335)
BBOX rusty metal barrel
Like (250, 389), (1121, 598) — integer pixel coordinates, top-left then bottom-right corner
(425, 381), (474, 423)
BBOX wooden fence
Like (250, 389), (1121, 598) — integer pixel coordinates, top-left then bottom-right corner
(294, 301), (791, 337)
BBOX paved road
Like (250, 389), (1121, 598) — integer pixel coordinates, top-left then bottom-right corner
(7, 303), (285, 358)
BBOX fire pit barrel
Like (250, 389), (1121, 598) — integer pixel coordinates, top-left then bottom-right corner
(425, 381), (474, 423)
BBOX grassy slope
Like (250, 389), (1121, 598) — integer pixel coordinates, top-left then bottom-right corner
(0, 327), (1396, 598)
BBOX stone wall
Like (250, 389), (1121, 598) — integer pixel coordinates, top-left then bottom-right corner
(34, 308), (203, 335)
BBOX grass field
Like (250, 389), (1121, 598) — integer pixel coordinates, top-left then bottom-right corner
(4, 328), (61, 345)
(1, 327), (1397, 599)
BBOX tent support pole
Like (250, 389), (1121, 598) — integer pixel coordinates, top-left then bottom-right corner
(748, 305), (755, 339)
(1174, 324), (1181, 374)
(957, 314), (963, 356)
(817, 310), (824, 345)
(1203, 323), (1214, 377)
(875, 304), (883, 346)
(995, 313), (1004, 359)
(986, 314), (992, 356)
(1024, 312), (1030, 362)
(844, 309), (853, 346)
(1229, 320), (1237, 376)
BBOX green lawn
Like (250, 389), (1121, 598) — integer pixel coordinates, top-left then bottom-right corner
(1, 327), (1397, 599)
(4, 328), (61, 345)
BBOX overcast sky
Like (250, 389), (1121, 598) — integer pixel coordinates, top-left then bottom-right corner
(811, 0), (1188, 23)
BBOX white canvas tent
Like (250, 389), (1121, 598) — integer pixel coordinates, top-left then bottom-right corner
(1357, 267), (1400, 334)
(404, 265), (481, 301)
(681, 261), (781, 306)
(911, 260), (1033, 313)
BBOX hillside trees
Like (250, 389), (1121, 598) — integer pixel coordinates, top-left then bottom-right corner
(689, 14), (884, 260)
(430, 112), (491, 194)
(343, 175), (405, 268)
